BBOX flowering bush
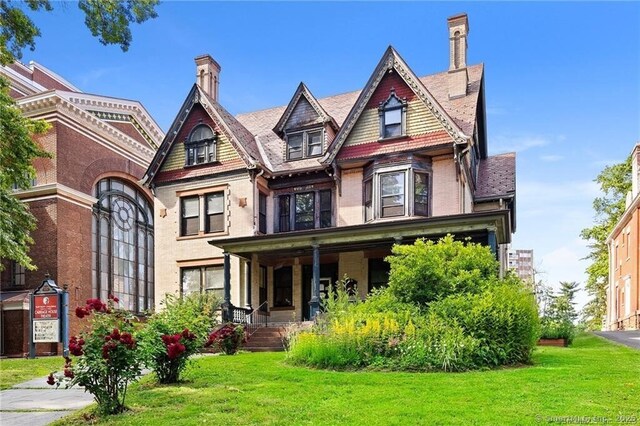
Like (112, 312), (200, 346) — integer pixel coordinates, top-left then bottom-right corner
(138, 293), (219, 383)
(48, 295), (144, 414)
(205, 323), (245, 355)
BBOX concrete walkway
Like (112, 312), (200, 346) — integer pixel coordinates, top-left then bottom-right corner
(595, 330), (640, 350)
(0, 376), (94, 426)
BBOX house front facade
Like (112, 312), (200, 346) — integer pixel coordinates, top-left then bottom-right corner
(606, 143), (640, 330)
(145, 14), (516, 322)
(0, 61), (163, 356)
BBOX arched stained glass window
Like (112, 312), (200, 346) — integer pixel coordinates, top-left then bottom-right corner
(92, 178), (154, 313)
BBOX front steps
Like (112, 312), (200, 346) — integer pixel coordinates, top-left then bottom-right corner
(243, 326), (286, 352)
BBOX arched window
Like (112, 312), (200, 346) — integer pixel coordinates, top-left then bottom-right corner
(378, 90), (407, 139)
(92, 178), (154, 313)
(185, 124), (216, 166)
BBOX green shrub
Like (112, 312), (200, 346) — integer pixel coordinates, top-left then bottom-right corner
(386, 235), (499, 306)
(429, 284), (540, 366)
(138, 293), (219, 383)
(540, 318), (575, 343)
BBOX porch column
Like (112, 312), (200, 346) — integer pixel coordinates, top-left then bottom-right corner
(244, 260), (252, 310)
(222, 251), (233, 322)
(309, 242), (320, 318)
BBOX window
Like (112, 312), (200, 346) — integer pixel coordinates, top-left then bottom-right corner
(185, 124), (216, 166)
(92, 178), (153, 314)
(295, 192), (315, 230)
(380, 171), (405, 217)
(258, 192), (267, 234)
(205, 192), (224, 233)
(368, 258), (390, 292)
(279, 195), (291, 232)
(364, 167), (430, 221)
(181, 196), (200, 236)
(379, 92), (406, 139)
(307, 131), (323, 157)
(11, 261), (25, 287)
(273, 266), (293, 307)
(259, 266), (267, 311)
(364, 180), (373, 222)
(286, 129), (324, 160)
(287, 134), (303, 160)
(414, 173), (429, 216)
(276, 189), (333, 232)
(180, 191), (226, 236)
(181, 265), (224, 299)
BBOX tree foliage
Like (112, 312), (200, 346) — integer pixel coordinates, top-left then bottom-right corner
(0, 0), (159, 269)
(580, 157), (632, 330)
(385, 235), (499, 306)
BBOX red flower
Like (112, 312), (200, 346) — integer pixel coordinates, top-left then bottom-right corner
(69, 336), (84, 356)
(108, 294), (120, 303)
(64, 368), (74, 379)
(46, 373), (55, 386)
(75, 307), (89, 319)
(166, 342), (186, 360)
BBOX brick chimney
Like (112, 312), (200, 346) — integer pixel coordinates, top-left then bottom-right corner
(195, 54), (221, 101)
(632, 143), (640, 199)
(447, 13), (469, 99)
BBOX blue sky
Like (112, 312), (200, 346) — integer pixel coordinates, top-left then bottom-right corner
(25, 1), (640, 308)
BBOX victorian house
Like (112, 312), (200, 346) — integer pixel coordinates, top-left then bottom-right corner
(0, 61), (163, 356)
(606, 143), (640, 330)
(145, 14), (516, 322)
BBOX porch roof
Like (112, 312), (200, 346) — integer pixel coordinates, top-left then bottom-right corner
(209, 209), (511, 259)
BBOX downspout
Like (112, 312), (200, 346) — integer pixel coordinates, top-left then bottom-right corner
(327, 161), (341, 197)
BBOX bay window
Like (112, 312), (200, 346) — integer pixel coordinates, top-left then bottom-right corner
(364, 167), (430, 221)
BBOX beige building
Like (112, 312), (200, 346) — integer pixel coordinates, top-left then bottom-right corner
(144, 14), (517, 322)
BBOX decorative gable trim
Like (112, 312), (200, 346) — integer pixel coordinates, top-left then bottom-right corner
(323, 46), (469, 164)
(144, 85), (259, 185)
(273, 82), (338, 135)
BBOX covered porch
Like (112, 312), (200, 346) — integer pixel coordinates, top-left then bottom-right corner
(210, 210), (511, 322)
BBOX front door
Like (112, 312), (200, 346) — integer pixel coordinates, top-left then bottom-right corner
(302, 263), (338, 320)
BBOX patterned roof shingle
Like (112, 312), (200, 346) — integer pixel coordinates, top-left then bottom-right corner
(235, 64), (483, 173)
(475, 152), (516, 200)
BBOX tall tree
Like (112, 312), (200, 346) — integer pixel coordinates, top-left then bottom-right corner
(0, 0), (159, 270)
(580, 157), (632, 330)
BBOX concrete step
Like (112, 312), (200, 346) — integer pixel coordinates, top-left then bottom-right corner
(243, 346), (285, 352)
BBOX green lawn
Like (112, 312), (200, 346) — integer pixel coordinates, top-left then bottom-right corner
(0, 356), (63, 390)
(54, 334), (639, 425)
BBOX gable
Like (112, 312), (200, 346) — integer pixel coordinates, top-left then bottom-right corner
(159, 103), (241, 174)
(284, 96), (323, 131)
(342, 70), (447, 148)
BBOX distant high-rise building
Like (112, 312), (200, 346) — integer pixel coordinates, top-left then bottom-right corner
(508, 249), (535, 284)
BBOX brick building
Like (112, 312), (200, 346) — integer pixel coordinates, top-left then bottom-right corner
(144, 14), (517, 323)
(606, 143), (640, 330)
(0, 61), (163, 356)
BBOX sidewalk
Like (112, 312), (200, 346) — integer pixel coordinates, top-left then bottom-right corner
(0, 376), (94, 426)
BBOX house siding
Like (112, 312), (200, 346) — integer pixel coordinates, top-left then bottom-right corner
(284, 97), (323, 130)
(431, 156), (460, 216)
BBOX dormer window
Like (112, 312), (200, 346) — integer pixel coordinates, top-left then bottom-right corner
(185, 124), (216, 166)
(286, 129), (324, 160)
(379, 91), (407, 139)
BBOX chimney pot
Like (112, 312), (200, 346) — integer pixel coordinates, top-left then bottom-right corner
(447, 13), (469, 99)
(194, 54), (221, 101)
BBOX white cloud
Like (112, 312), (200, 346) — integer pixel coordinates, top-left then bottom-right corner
(492, 134), (552, 154)
(540, 154), (564, 162)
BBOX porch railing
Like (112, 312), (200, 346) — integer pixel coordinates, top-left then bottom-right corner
(246, 301), (269, 337)
(229, 306), (251, 324)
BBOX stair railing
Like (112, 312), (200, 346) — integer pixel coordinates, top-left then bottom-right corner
(246, 301), (269, 337)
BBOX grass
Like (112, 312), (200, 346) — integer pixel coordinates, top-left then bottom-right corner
(0, 356), (63, 390)
(53, 334), (639, 425)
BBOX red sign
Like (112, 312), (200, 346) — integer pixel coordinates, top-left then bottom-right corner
(33, 295), (59, 319)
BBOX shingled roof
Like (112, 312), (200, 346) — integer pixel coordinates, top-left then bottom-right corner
(475, 152), (516, 200)
(235, 63), (483, 173)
